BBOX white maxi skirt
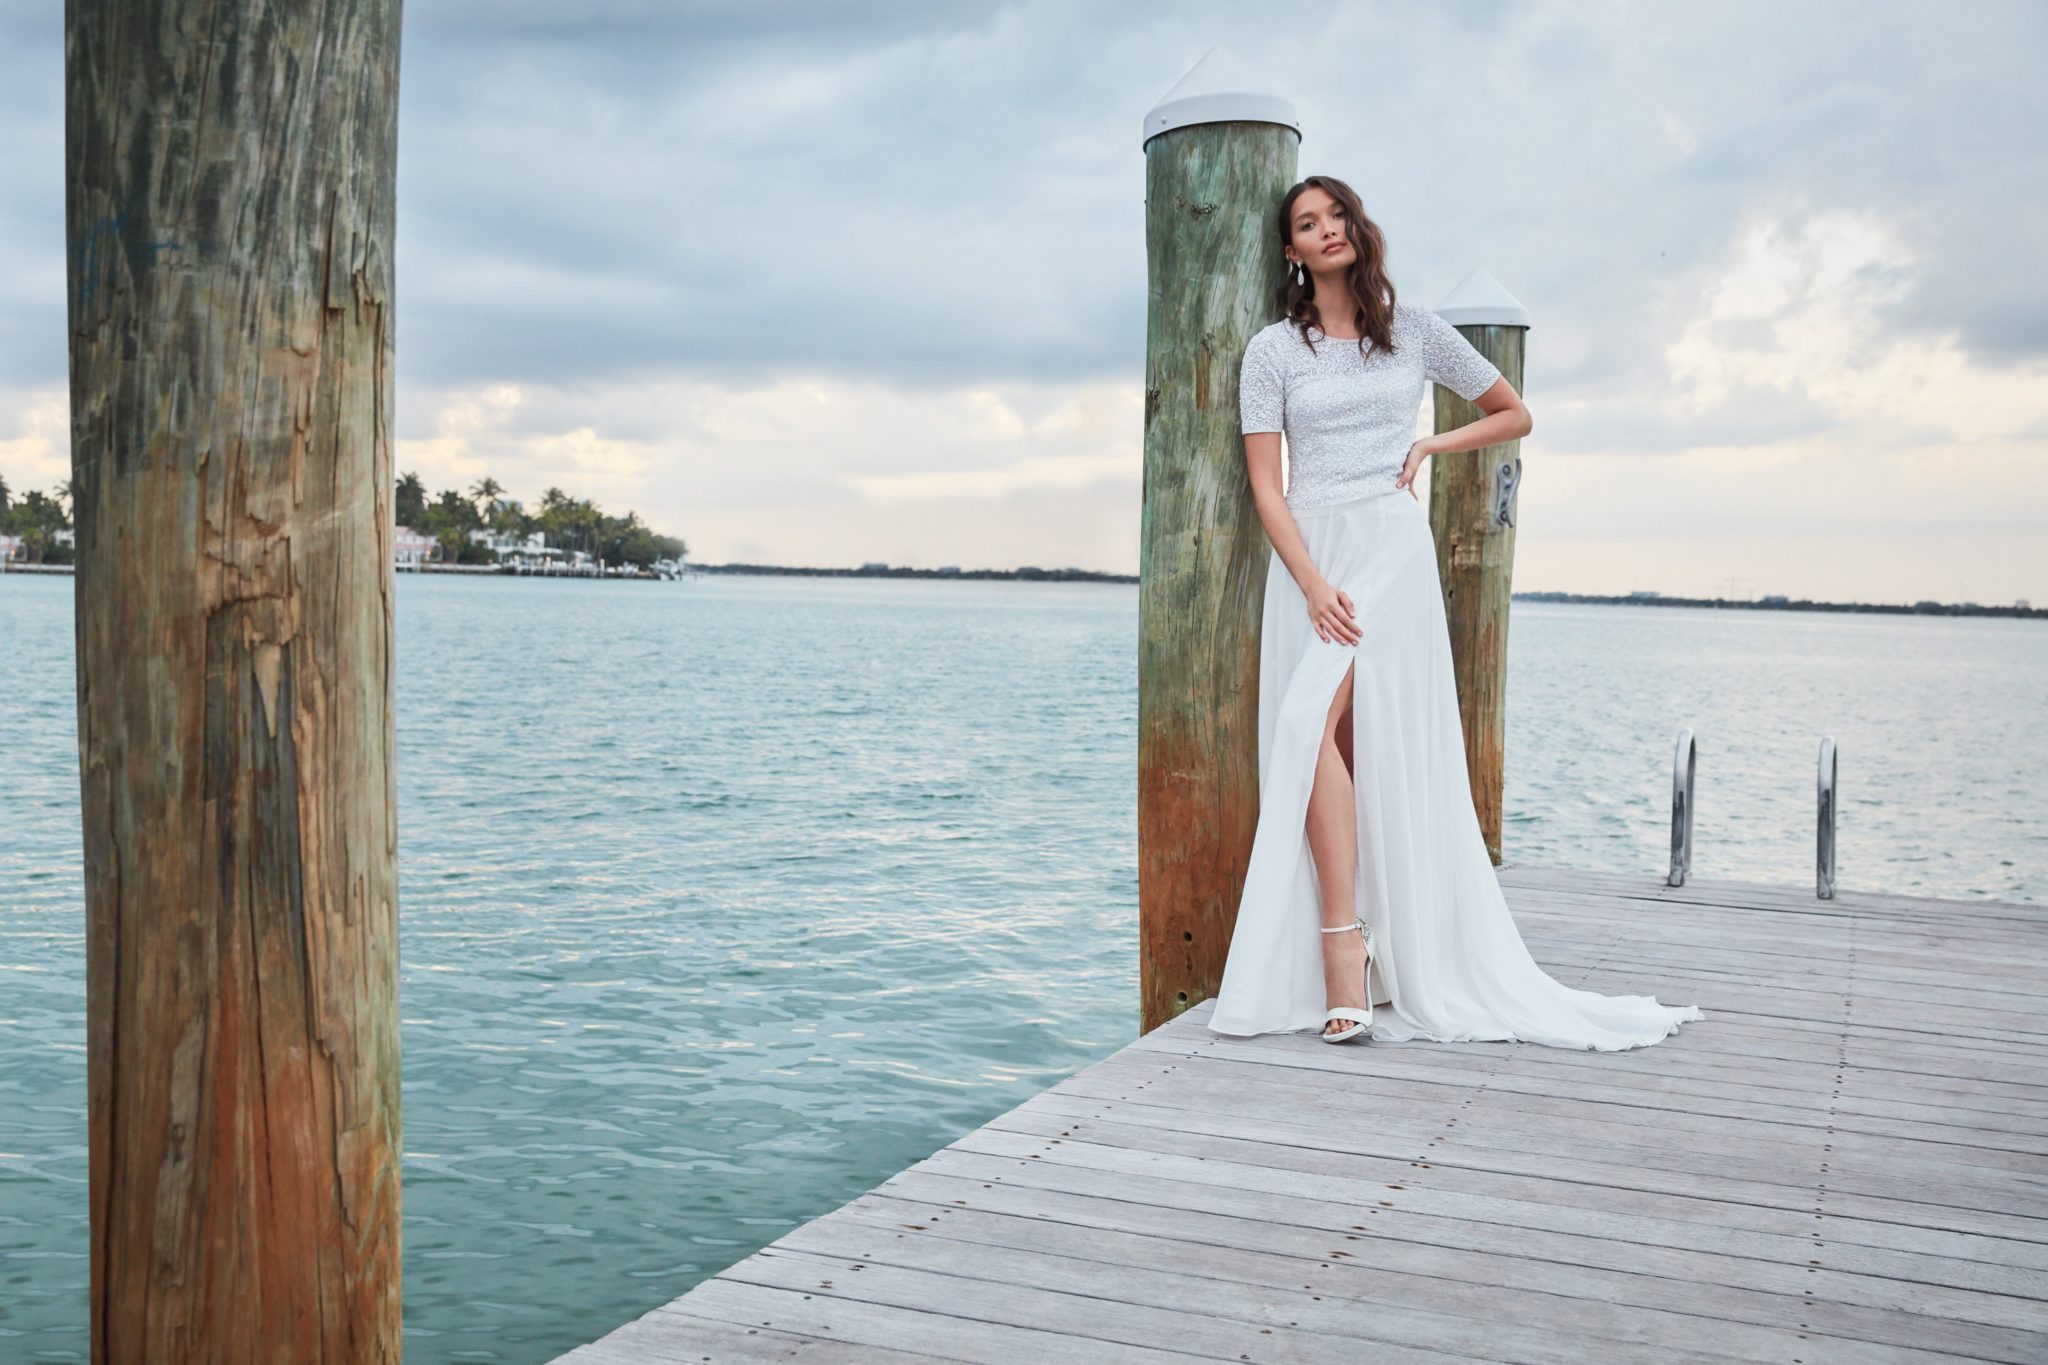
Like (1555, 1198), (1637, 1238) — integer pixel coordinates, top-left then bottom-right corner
(1208, 486), (1705, 1049)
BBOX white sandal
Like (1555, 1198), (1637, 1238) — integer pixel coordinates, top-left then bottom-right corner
(1319, 916), (1376, 1044)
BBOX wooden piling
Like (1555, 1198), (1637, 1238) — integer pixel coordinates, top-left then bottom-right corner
(1425, 272), (1530, 866)
(1137, 50), (1299, 1033)
(64, 1), (405, 1358)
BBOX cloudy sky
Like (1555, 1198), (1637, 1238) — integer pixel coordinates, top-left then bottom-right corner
(3, 0), (2044, 601)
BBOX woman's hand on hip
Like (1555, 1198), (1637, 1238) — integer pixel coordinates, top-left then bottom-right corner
(1394, 438), (1435, 495)
(1305, 579), (1362, 645)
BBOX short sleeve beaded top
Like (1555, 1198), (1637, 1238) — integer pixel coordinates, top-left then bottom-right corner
(1237, 300), (1502, 511)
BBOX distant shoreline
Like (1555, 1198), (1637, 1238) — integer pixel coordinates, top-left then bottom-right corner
(8, 561), (2038, 618)
(694, 562), (1138, 584)
(694, 565), (2042, 619)
(1508, 589), (2043, 621)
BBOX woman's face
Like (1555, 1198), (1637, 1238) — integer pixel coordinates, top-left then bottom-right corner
(1287, 187), (1356, 277)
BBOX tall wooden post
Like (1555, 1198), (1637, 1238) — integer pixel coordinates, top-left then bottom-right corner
(64, 1), (405, 1358)
(1425, 270), (1530, 866)
(1138, 50), (1299, 1033)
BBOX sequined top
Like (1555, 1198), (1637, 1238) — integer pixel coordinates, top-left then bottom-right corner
(1238, 301), (1502, 511)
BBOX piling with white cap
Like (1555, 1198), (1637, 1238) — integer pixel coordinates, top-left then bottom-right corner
(1425, 267), (1531, 864)
(1137, 48), (1298, 1033)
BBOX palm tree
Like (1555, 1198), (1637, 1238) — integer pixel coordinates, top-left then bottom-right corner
(469, 476), (503, 514)
(395, 472), (426, 527)
(432, 488), (476, 530)
(487, 497), (525, 534)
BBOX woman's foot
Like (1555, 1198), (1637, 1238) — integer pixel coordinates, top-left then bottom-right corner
(1321, 920), (1370, 1036)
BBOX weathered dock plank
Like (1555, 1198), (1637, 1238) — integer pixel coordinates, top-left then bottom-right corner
(559, 866), (2048, 1363)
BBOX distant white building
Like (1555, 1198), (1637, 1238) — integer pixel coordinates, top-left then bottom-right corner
(394, 525), (435, 568)
(468, 528), (543, 556)
(465, 527), (575, 571)
(485, 529), (565, 568)
(0, 534), (21, 562)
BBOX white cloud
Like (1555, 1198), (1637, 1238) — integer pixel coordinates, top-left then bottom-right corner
(3, 3), (2043, 596)
(387, 372), (1141, 569)
(1665, 205), (2048, 444)
(0, 390), (68, 492)
(845, 452), (1131, 503)
(1509, 202), (2048, 602)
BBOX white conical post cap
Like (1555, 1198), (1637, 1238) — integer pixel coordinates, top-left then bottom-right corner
(1434, 268), (1529, 328)
(1142, 46), (1300, 149)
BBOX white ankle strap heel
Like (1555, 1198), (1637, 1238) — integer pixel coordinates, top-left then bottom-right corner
(1319, 916), (1376, 1044)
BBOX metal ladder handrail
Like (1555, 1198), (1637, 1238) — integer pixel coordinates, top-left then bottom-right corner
(1817, 735), (1838, 900)
(1665, 727), (1839, 898)
(1668, 728), (1695, 887)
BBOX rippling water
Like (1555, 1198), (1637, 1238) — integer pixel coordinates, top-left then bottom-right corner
(2, 574), (2040, 1360)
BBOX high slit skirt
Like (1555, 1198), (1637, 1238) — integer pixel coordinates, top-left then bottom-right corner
(1207, 486), (1705, 1049)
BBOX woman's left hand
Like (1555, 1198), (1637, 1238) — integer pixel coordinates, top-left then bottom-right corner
(1394, 439), (1434, 497)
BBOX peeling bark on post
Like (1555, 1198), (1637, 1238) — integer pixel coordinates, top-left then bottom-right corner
(1427, 324), (1526, 866)
(1138, 122), (1298, 1033)
(64, 0), (404, 1358)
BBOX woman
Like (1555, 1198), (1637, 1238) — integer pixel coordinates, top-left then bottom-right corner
(1208, 175), (1704, 1049)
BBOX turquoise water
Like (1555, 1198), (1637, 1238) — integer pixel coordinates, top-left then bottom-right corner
(2, 574), (2041, 1361)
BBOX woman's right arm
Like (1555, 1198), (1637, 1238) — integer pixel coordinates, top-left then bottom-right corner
(1244, 435), (1361, 645)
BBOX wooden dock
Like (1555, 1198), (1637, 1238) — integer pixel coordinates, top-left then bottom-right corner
(557, 864), (2048, 1363)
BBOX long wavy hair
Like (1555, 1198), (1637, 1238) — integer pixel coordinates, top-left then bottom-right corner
(1272, 175), (1397, 357)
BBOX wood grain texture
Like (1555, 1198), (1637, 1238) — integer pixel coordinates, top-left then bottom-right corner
(1137, 121), (1298, 1035)
(1427, 323), (1527, 865)
(64, 0), (404, 1358)
(559, 867), (2048, 1363)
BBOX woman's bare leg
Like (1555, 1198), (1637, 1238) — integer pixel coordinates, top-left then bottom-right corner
(1308, 659), (1368, 1035)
